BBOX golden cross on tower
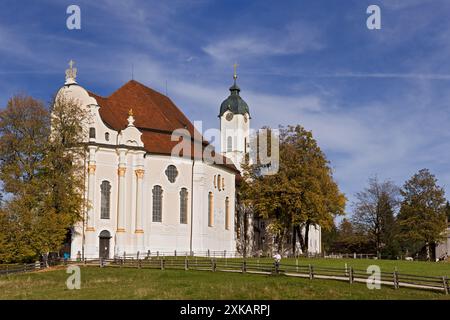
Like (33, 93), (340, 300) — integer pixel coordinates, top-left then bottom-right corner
(233, 62), (238, 80)
(69, 59), (75, 70)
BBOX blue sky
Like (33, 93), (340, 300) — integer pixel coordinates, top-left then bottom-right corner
(1, 0), (450, 215)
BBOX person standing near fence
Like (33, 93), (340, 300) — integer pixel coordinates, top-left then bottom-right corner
(273, 253), (281, 274)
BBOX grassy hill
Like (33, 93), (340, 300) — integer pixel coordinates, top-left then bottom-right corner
(0, 261), (449, 300)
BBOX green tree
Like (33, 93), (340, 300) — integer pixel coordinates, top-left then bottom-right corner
(241, 125), (346, 255)
(351, 177), (400, 258)
(321, 221), (338, 254)
(331, 218), (371, 254)
(397, 169), (447, 260)
(0, 94), (88, 262)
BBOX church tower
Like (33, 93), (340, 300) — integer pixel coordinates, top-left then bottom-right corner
(219, 65), (250, 172)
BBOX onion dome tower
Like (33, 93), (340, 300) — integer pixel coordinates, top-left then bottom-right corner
(219, 64), (250, 172)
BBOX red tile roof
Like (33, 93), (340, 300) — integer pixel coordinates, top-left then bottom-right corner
(87, 80), (238, 173)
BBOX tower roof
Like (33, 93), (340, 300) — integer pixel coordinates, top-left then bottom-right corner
(219, 73), (250, 117)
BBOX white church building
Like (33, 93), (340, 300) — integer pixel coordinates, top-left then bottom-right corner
(58, 62), (321, 259)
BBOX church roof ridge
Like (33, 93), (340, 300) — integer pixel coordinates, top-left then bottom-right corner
(86, 80), (239, 173)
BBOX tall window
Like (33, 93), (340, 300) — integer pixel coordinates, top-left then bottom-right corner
(217, 174), (221, 191)
(208, 192), (214, 227)
(180, 188), (188, 224)
(152, 185), (163, 222)
(89, 127), (96, 139)
(100, 181), (111, 219)
(225, 197), (230, 230)
(227, 136), (233, 152)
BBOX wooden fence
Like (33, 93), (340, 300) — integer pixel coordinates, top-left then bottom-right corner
(1, 257), (448, 295)
(95, 257), (449, 295)
(0, 262), (46, 276)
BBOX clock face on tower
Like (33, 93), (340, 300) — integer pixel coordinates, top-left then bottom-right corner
(226, 112), (234, 121)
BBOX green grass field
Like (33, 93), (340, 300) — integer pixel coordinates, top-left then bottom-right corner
(233, 257), (450, 277)
(0, 258), (449, 300)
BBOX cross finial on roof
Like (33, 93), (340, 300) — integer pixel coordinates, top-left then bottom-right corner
(65, 59), (77, 84)
(128, 109), (133, 117)
(233, 62), (238, 80)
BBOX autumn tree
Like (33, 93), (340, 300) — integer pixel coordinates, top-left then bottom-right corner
(329, 218), (372, 254)
(0, 94), (88, 262)
(241, 125), (346, 255)
(351, 177), (400, 258)
(396, 169), (447, 260)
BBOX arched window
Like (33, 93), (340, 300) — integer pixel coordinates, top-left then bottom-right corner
(165, 165), (178, 183)
(180, 188), (188, 224)
(217, 174), (221, 191)
(208, 192), (214, 227)
(105, 132), (110, 141)
(227, 136), (233, 152)
(100, 181), (111, 219)
(225, 197), (230, 230)
(152, 185), (163, 222)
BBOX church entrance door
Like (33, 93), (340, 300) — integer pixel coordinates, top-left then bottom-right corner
(99, 230), (111, 259)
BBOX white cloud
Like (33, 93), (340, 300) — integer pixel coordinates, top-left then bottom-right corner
(202, 22), (324, 62)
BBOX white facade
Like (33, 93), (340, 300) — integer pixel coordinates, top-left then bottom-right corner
(58, 63), (322, 258)
(59, 68), (237, 259)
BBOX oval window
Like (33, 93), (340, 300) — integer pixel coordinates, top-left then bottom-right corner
(165, 165), (178, 183)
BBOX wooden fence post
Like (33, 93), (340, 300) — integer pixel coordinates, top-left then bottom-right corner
(442, 276), (449, 295)
(308, 264), (314, 280)
(242, 260), (247, 273)
(349, 267), (354, 284)
(160, 258), (165, 270)
(185, 258), (189, 271)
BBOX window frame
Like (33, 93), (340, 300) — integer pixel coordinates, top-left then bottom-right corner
(100, 180), (111, 219)
(152, 185), (163, 222)
(180, 188), (188, 224)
